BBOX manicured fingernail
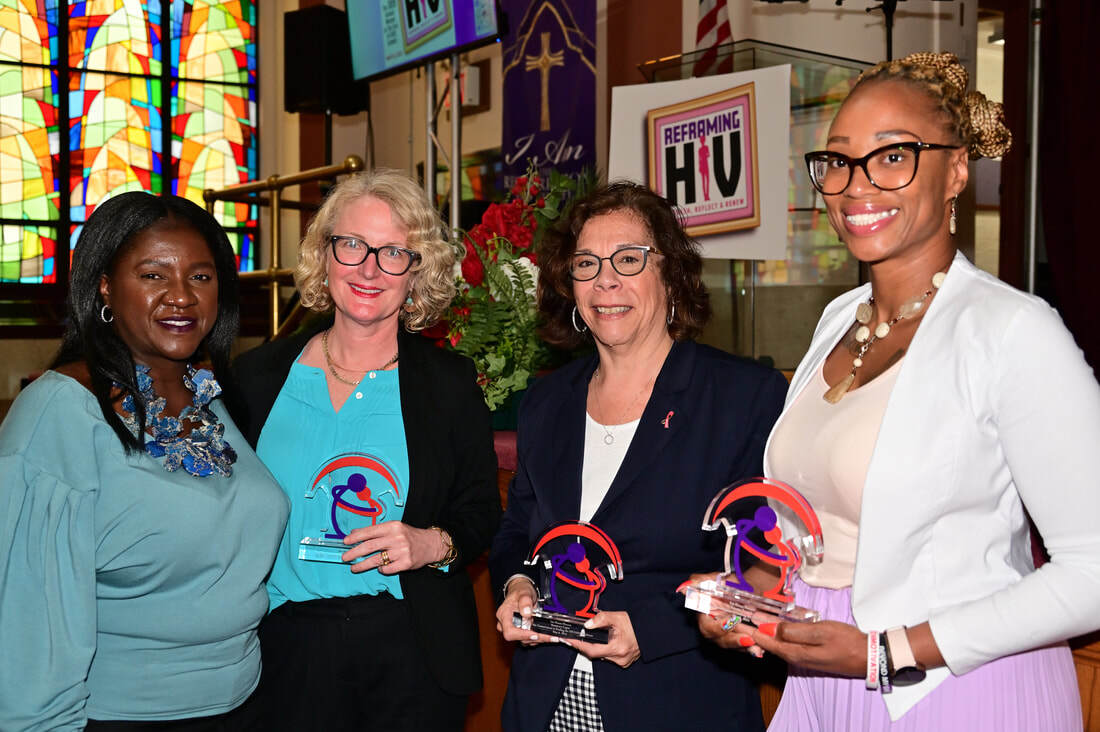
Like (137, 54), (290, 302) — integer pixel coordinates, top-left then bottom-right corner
(758, 622), (778, 637)
(521, 607), (531, 615)
(738, 635), (755, 647)
(584, 620), (594, 629)
(750, 648), (765, 658)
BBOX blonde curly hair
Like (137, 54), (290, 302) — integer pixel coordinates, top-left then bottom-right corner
(855, 52), (1012, 160)
(295, 168), (456, 331)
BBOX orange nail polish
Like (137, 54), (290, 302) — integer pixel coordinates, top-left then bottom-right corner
(758, 622), (778, 637)
(738, 635), (755, 647)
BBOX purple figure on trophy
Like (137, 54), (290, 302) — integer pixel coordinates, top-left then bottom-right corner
(324, 471), (384, 541)
(698, 134), (712, 201)
(680, 478), (824, 623)
(542, 541), (607, 618)
(514, 521), (623, 643)
(299, 453), (404, 563)
(724, 504), (799, 596)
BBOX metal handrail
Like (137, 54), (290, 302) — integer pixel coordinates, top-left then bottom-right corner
(203, 155), (365, 339)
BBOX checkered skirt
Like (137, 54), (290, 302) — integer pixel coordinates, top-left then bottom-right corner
(547, 667), (604, 732)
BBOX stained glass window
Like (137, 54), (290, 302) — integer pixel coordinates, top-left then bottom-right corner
(0, 0), (257, 287)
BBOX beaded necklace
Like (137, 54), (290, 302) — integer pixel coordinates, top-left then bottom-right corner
(823, 270), (946, 404)
(118, 364), (238, 477)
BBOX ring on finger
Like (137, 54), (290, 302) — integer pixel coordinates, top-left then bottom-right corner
(721, 615), (742, 632)
(379, 549), (391, 566)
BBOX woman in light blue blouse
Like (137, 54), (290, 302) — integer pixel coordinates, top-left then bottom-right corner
(0, 192), (288, 730)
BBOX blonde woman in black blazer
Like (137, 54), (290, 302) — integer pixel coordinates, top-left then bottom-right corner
(232, 169), (499, 731)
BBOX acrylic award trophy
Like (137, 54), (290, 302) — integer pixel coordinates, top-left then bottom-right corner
(511, 521), (623, 644)
(298, 453), (404, 563)
(680, 477), (824, 624)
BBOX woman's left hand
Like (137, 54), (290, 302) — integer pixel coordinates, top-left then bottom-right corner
(341, 522), (445, 574)
(562, 611), (642, 669)
(748, 616), (867, 677)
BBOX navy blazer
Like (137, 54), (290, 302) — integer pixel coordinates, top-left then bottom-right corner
(231, 320), (501, 696)
(489, 339), (787, 731)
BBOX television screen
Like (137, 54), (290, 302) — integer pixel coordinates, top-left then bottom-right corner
(346, 0), (501, 82)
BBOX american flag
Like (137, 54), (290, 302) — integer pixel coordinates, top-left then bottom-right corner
(693, 0), (732, 78)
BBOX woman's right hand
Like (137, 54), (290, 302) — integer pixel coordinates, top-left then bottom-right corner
(685, 572), (765, 658)
(495, 576), (557, 647)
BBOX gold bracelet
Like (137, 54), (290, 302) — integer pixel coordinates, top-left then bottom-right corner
(427, 526), (457, 569)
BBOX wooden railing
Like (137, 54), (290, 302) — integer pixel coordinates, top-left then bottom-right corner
(203, 155), (365, 339)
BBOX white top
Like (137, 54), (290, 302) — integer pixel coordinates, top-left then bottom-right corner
(767, 359), (902, 588)
(572, 413), (639, 673)
(764, 251), (1100, 720)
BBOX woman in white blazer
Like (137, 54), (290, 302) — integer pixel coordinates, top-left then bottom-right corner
(697, 52), (1100, 730)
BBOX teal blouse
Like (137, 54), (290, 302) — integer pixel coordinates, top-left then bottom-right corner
(0, 371), (289, 729)
(258, 359), (411, 610)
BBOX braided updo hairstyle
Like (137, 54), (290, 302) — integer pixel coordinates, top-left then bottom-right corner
(855, 52), (1012, 160)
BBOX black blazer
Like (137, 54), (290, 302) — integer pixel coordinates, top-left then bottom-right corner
(232, 320), (501, 695)
(489, 340), (787, 731)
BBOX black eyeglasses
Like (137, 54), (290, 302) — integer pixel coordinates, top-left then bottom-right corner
(805, 141), (962, 196)
(569, 246), (658, 281)
(329, 235), (421, 275)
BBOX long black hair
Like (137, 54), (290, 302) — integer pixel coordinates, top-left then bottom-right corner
(52, 192), (241, 452)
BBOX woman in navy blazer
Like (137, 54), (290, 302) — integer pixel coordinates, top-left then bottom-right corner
(489, 183), (787, 731)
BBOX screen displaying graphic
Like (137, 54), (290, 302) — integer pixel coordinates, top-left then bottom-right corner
(347, 0), (500, 81)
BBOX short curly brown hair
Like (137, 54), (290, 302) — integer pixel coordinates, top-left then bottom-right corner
(854, 52), (1012, 160)
(538, 181), (711, 349)
(295, 168), (456, 331)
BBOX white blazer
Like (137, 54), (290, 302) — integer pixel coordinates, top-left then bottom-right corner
(764, 251), (1100, 719)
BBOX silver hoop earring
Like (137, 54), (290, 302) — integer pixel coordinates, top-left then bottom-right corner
(100, 305), (113, 323)
(666, 303), (676, 326)
(571, 305), (588, 334)
(949, 195), (958, 236)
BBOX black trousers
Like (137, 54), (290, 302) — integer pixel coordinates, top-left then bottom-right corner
(254, 592), (468, 731)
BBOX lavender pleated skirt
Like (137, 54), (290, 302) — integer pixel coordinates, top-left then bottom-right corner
(768, 579), (1082, 732)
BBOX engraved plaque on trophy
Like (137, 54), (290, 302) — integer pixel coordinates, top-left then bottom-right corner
(680, 477), (824, 624)
(298, 453), (405, 563)
(511, 521), (624, 644)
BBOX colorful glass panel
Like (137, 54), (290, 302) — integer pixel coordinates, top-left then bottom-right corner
(171, 78), (255, 223)
(171, 0), (254, 85)
(0, 223), (57, 282)
(69, 71), (162, 222)
(2, 1), (258, 287)
(0, 0), (57, 64)
(0, 62), (59, 223)
(69, 0), (162, 75)
(223, 228), (253, 272)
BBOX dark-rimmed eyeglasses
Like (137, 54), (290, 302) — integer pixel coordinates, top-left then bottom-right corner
(569, 246), (657, 281)
(329, 235), (421, 275)
(804, 141), (962, 196)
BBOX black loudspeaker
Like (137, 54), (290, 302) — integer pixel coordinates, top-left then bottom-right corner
(284, 5), (370, 116)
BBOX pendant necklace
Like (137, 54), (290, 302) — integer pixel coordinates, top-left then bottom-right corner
(590, 367), (649, 445)
(823, 270), (947, 404)
(322, 329), (398, 386)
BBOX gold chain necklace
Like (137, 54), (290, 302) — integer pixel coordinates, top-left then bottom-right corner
(823, 271), (946, 404)
(321, 329), (398, 387)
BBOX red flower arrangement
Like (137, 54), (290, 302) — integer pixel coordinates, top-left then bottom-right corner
(430, 164), (593, 408)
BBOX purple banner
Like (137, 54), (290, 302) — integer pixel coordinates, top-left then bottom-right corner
(500, 0), (596, 185)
